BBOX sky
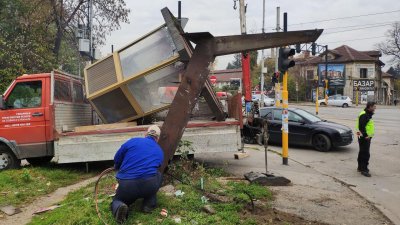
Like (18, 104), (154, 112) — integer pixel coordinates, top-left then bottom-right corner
(99, 0), (400, 70)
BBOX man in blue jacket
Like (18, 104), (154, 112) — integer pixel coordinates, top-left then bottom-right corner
(111, 125), (164, 223)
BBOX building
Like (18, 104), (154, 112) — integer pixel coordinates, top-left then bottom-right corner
(382, 71), (395, 104)
(293, 45), (386, 104)
(210, 69), (242, 89)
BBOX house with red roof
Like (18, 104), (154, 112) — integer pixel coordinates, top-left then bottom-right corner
(209, 69), (242, 90)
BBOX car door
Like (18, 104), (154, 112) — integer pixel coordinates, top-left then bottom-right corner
(1, 80), (47, 158)
(327, 96), (334, 105)
(288, 110), (312, 145)
(268, 109), (282, 144)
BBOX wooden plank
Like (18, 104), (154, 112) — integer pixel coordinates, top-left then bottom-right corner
(234, 152), (249, 159)
(74, 122), (137, 133)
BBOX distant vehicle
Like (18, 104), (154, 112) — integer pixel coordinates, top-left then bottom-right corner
(318, 95), (352, 108)
(243, 107), (353, 151)
(252, 94), (275, 106)
(216, 92), (231, 99)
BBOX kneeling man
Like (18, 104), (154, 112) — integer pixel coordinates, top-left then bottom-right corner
(111, 125), (164, 223)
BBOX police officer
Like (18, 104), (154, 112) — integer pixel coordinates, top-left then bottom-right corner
(356, 102), (376, 177)
(111, 125), (164, 223)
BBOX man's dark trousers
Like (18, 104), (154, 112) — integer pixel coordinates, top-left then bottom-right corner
(111, 172), (162, 216)
(357, 137), (371, 172)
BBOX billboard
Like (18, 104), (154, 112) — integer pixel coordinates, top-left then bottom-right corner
(318, 64), (345, 86)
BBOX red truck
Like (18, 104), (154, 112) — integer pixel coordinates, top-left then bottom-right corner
(0, 71), (241, 170)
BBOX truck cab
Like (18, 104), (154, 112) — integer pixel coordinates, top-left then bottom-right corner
(0, 71), (91, 170)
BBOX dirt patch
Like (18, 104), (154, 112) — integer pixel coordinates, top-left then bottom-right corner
(241, 204), (329, 225)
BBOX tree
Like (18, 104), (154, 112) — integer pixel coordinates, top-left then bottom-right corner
(226, 54), (242, 69)
(377, 22), (400, 64)
(0, 0), (56, 92)
(48, 0), (130, 60)
(387, 65), (400, 79)
(226, 51), (258, 70)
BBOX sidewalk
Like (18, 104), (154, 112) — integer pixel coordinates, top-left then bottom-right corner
(196, 146), (393, 225)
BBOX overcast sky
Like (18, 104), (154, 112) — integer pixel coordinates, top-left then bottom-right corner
(99, 0), (400, 70)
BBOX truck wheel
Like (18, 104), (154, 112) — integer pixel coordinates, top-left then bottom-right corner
(312, 134), (331, 152)
(27, 156), (53, 166)
(0, 145), (21, 170)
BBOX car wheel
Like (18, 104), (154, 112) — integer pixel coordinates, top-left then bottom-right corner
(0, 145), (20, 170)
(27, 156), (53, 166)
(342, 103), (348, 108)
(320, 102), (326, 106)
(312, 133), (331, 152)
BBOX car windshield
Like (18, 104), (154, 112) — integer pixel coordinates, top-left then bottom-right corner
(293, 108), (322, 123)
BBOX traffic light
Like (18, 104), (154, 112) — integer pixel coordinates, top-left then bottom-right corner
(295, 44), (301, 53)
(271, 72), (279, 85)
(278, 48), (295, 72)
(311, 42), (316, 55)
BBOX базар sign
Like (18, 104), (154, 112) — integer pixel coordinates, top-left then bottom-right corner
(353, 79), (375, 91)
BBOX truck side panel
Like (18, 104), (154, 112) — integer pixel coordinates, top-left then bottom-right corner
(53, 124), (240, 164)
(54, 102), (92, 133)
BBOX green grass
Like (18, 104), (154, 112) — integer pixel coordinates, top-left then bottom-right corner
(0, 164), (95, 207)
(28, 164), (273, 225)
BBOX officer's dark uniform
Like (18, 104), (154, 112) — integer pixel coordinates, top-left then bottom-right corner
(356, 109), (375, 174)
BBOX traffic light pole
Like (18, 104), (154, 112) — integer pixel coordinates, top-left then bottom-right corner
(281, 12), (289, 165)
(282, 70), (289, 165)
(315, 83), (319, 115)
(324, 45), (328, 105)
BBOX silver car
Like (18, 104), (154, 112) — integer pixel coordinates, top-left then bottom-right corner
(318, 95), (352, 108)
(252, 94), (275, 106)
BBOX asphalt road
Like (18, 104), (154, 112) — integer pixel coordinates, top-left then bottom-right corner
(284, 104), (400, 224)
(198, 103), (399, 224)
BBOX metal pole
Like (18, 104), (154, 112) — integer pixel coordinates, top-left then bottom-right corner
(356, 88), (359, 106)
(282, 12), (288, 165)
(89, 0), (94, 61)
(274, 7), (280, 107)
(260, 0), (265, 107)
(325, 45), (328, 105)
(316, 82), (319, 115)
(178, 1), (181, 20)
(282, 70), (289, 165)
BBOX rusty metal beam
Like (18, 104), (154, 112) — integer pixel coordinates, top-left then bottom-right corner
(159, 38), (215, 171)
(158, 8), (323, 172)
(162, 8), (225, 120)
(184, 30), (323, 56)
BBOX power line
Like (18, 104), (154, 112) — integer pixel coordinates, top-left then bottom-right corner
(290, 9), (400, 26)
(265, 9), (400, 29)
(323, 23), (393, 35)
(320, 35), (386, 44)
(324, 21), (398, 30)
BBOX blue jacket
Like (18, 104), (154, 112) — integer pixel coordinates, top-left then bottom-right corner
(114, 136), (164, 180)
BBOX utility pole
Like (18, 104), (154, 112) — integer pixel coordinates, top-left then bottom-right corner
(281, 12), (289, 165)
(260, 0), (266, 107)
(238, 0), (252, 113)
(324, 45), (328, 105)
(274, 7), (281, 107)
(88, 0), (94, 62)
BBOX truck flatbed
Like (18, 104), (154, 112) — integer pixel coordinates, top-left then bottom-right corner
(54, 120), (241, 163)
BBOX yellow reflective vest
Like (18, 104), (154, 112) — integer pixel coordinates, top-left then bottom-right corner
(356, 110), (375, 137)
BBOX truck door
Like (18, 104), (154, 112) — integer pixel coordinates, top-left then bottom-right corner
(1, 80), (47, 158)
